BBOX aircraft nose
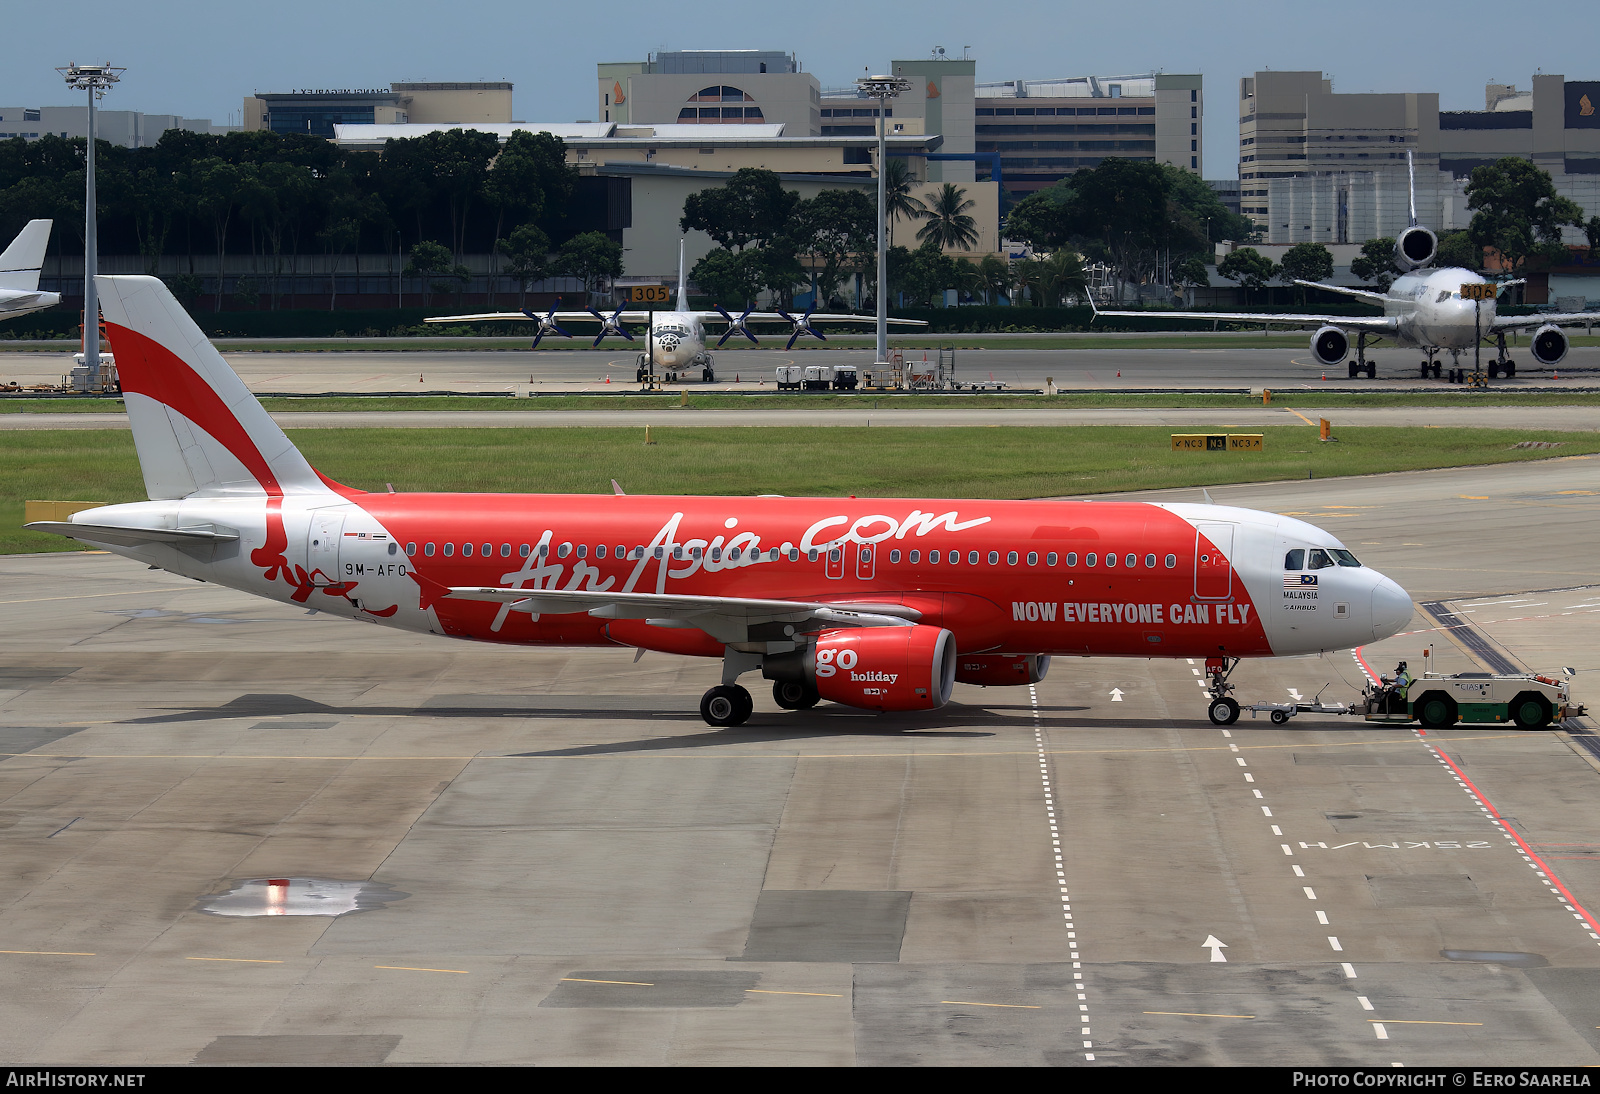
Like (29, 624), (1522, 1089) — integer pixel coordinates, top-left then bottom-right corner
(1370, 574), (1414, 640)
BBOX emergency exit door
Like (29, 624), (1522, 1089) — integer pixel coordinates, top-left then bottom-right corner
(1193, 522), (1234, 600)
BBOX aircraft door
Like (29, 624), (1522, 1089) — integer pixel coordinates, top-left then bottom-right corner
(855, 543), (876, 580)
(1194, 522), (1234, 600)
(825, 545), (845, 579)
(305, 508), (346, 586)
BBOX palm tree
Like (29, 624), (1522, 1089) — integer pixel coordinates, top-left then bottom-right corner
(978, 253), (1011, 304)
(915, 183), (981, 251)
(883, 158), (924, 246)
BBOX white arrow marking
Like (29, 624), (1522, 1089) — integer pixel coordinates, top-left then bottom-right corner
(1288, 688), (1304, 702)
(1109, 688), (1125, 702)
(1202, 935), (1228, 962)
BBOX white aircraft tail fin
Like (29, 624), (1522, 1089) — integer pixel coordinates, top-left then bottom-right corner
(675, 239), (687, 311)
(0, 220), (51, 291)
(95, 275), (338, 501)
(1407, 149), (1418, 227)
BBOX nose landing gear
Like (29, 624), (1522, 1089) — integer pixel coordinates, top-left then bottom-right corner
(1205, 655), (1241, 725)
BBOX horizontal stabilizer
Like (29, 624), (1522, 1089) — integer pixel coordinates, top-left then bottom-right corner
(24, 521), (239, 548)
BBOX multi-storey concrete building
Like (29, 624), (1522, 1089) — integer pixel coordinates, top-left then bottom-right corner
(242, 82), (512, 138)
(1238, 71), (1600, 247)
(597, 51), (820, 135)
(0, 106), (229, 146)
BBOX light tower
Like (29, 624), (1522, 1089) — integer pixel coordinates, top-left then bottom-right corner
(856, 73), (911, 367)
(58, 62), (123, 386)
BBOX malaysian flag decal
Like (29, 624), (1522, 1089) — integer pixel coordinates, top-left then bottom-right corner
(1284, 573), (1318, 588)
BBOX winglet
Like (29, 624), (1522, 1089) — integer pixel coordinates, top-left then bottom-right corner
(1201, 487), (1215, 505)
(1086, 288), (1100, 323)
(611, 479), (626, 496)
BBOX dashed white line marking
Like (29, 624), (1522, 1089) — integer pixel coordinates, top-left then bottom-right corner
(1292, 864), (1305, 876)
(1032, 683), (1092, 1062)
(1316, 911), (1330, 925)
(1358, 996), (1374, 1011)
(1303, 887), (1317, 900)
(1342, 963), (1357, 979)
(1373, 1022), (1389, 1040)
(1271, 826), (1283, 836)
(1261, 806), (1273, 817)
(1328, 936), (1344, 952)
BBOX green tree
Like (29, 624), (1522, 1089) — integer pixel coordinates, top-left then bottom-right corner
(414, 128), (500, 261)
(899, 239), (956, 306)
(978, 252), (1011, 304)
(1466, 157), (1585, 278)
(1587, 216), (1600, 254)
(483, 130), (574, 302)
(914, 183), (981, 250)
(882, 158), (923, 246)
(1349, 237), (1397, 290)
(1218, 247), (1279, 303)
(690, 247), (766, 307)
(403, 240), (453, 306)
(1434, 231), (1481, 272)
(1278, 242), (1335, 303)
(496, 223), (552, 309)
(789, 188), (875, 308)
(555, 231), (623, 304)
(680, 168), (800, 251)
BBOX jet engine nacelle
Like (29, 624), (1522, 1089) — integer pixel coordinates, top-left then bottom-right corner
(1311, 325), (1349, 365)
(1531, 324), (1569, 366)
(766, 625), (956, 711)
(1395, 226), (1438, 271)
(955, 653), (1051, 687)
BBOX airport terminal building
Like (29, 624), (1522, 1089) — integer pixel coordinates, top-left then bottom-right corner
(1238, 71), (1600, 251)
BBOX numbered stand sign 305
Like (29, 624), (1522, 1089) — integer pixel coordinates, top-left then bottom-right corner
(629, 285), (671, 304)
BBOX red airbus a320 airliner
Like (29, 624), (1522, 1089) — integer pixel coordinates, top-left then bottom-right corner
(28, 277), (1414, 726)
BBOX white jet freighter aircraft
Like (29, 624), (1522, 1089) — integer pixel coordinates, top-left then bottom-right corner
(1096, 157), (1596, 381)
(429, 241), (927, 382)
(0, 220), (59, 321)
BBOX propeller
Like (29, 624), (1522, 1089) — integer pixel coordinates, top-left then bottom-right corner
(714, 304), (760, 348)
(520, 307), (572, 350)
(586, 306), (635, 347)
(776, 302), (826, 351)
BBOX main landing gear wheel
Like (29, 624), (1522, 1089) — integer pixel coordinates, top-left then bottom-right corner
(772, 680), (820, 710)
(1208, 696), (1241, 725)
(701, 684), (753, 727)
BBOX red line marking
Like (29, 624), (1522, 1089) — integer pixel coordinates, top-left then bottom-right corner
(1355, 643), (1424, 734)
(1428, 743), (1600, 934)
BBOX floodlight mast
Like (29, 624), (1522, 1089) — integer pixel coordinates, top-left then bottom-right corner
(856, 74), (911, 366)
(58, 63), (123, 385)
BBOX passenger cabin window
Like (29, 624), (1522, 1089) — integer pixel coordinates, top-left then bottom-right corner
(462, 543), (473, 557)
(1126, 553), (1137, 568)
(909, 550), (921, 564)
(1284, 549), (1305, 570)
(1008, 551), (1020, 565)
(406, 542), (416, 556)
(1164, 553), (1177, 568)
(1307, 548), (1334, 569)
(482, 543), (491, 557)
(890, 549), (901, 563)
(968, 551), (979, 565)
(1144, 553), (1156, 568)
(929, 550), (940, 564)
(1063, 552), (1075, 566)
(987, 551), (999, 565)
(443, 543), (454, 557)
(1027, 551), (1038, 566)
(1105, 553), (1116, 568)
(1085, 553), (1096, 567)
(520, 544), (531, 558)
(424, 543), (435, 557)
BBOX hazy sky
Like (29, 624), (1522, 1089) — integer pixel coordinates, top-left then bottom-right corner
(9, 0), (1596, 178)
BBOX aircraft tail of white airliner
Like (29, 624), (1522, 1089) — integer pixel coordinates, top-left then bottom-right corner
(0, 220), (51, 291)
(95, 275), (331, 501)
(674, 239), (687, 312)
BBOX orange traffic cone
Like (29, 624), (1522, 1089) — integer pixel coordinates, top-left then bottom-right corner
(1321, 371), (1327, 381)
(419, 373), (424, 382)
(605, 375), (611, 384)
(1116, 370), (1121, 377)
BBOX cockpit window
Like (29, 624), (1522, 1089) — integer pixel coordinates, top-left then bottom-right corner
(1436, 290), (1452, 303)
(1330, 549), (1362, 567)
(1307, 548), (1334, 569)
(1284, 549), (1304, 570)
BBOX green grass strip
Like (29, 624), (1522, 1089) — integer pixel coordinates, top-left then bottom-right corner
(4, 424), (1595, 555)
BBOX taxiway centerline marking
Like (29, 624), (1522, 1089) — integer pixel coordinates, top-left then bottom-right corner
(186, 957), (283, 964)
(1370, 1019), (1482, 1026)
(376, 965), (469, 974)
(562, 977), (654, 986)
(944, 1000), (1042, 1009)
(0, 949), (95, 956)
(745, 989), (843, 998)
(1144, 1011), (1255, 1019)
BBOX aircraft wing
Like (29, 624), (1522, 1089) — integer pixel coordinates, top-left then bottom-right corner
(1094, 306), (1400, 334)
(424, 311), (659, 324)
(1490, 312), (1600, 333)
(445, 585), (919, 643)
(693, 312), (929, 328)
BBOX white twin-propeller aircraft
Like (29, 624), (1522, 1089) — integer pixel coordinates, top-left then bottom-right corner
(1098, 155), (1595, 381)
(429, 241), (926, 382)
(0, 220), (59, 322)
